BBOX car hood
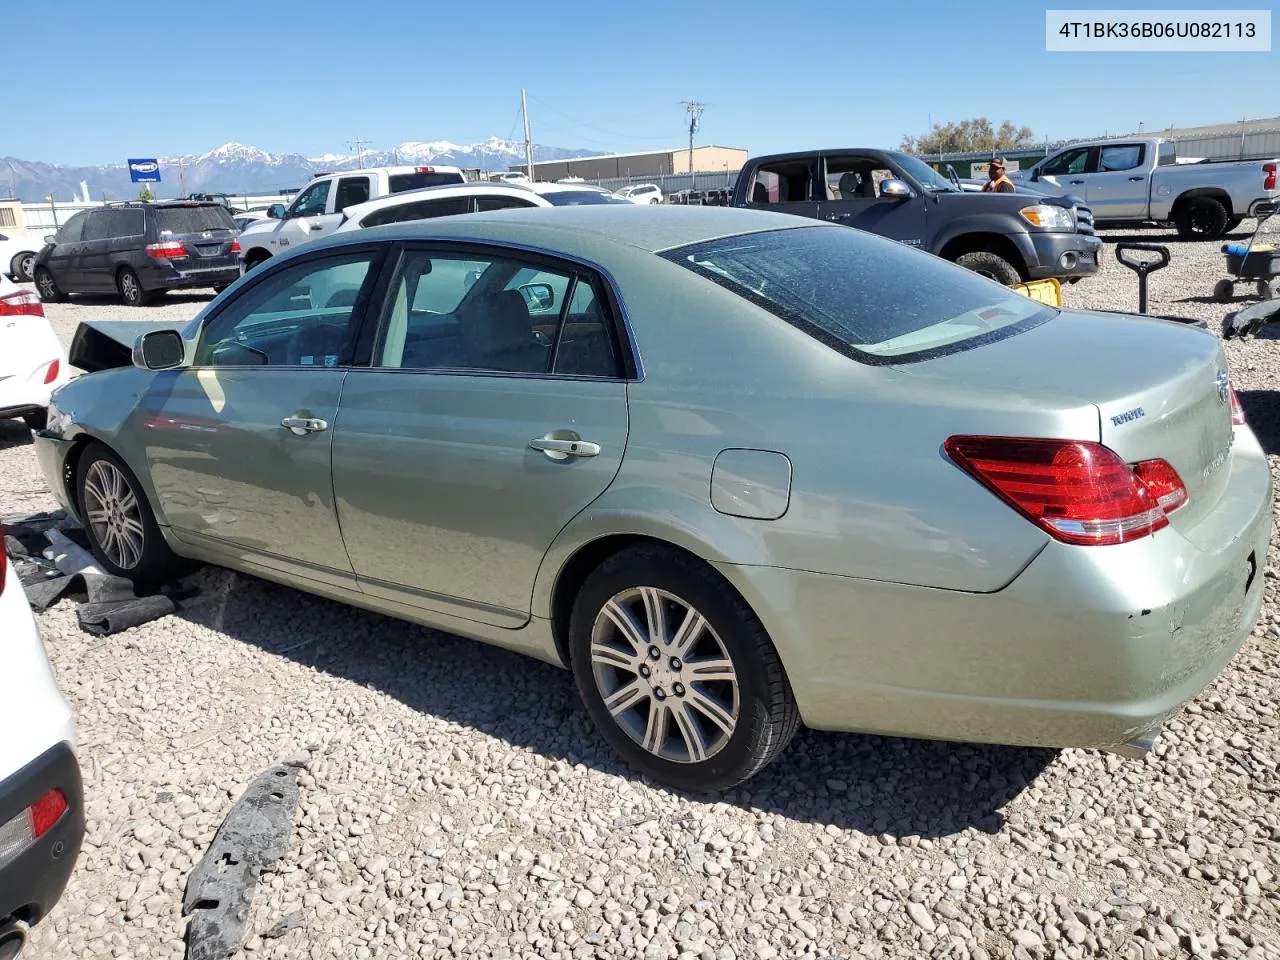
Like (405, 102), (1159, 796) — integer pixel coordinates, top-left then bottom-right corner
(238, 220), (277, 237)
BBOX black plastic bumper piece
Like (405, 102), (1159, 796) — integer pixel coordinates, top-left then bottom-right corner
(0, 742), (84, 927)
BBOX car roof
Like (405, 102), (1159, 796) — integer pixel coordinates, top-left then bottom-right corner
(313, 165), (463, 178)
(341, 182), (552, 220)
(322, 204), (825, 258)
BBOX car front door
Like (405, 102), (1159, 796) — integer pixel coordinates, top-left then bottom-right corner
(274, 178), (334, 253)
(137, 247), (384, 587)
(740, 158), (821, 221)
(45, 211), (88, 291)
(331, 244), (631, 627)
(1028, 146), (1095, 200)
(816, 154), (928, 247)
(1086, 143), (1147, 219)
(78, 210), (114, 291)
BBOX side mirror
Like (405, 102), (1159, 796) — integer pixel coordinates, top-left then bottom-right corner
(44, 235), (56, 244)
(1029, 171), (1040, 183)
(267, 204), (286, 219)
(879, 179), (914, 199)
(134, 330), (185, 370)
(519, 282), (555, 312)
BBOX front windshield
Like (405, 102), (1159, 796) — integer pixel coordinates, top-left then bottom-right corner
(893, 153), (957, 191)
(663, 225), (1053, 362)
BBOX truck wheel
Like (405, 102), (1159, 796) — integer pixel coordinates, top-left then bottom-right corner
(1175, 197), (1228, 240)
(1260, 278), (1280, 301)
(954, 251), (1021, 286)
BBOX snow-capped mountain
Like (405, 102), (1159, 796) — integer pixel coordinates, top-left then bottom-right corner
(0, 139), (598, 203)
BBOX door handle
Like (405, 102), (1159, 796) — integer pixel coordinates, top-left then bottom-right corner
(281, 416), (328, 435)
(309, 223), (324, 231)
(1128, 176), (1143, 181)
(824, 213), (852, 221)
(1068, 179), (1085, 184)
(529, 437), (600, 459)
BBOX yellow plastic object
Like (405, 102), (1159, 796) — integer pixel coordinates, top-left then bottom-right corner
(1011, 277), (1062, 307)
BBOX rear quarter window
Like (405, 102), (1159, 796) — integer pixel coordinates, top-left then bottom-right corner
(662, 225), (1053, 364)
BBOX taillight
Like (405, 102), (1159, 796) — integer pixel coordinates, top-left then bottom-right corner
(230, 239), (241, 255)
(0, 288), (46, 318)
(145, 241), (187, 259)
(1265, 162), (1277, 192)
(0, 788), (67, 870)
(945, 436), (1185, 546)
(42, 358), (60, 385)
(1230, 386), (1246, 425)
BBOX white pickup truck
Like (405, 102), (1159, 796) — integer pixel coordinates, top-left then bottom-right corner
(237, 165), (465, 268)
(1014, 138), (1278, 239)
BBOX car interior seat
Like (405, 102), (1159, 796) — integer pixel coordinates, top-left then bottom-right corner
(838, 172), (862, 201)
(460, 289), (548, 372)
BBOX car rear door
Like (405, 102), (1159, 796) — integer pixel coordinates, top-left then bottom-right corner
(740, 157), (821, 220)
(1028, 146), (1095, 200)
(106, 207), (146, 285)
(816, 153), (928, 246)
(1086, 143), (1148, 219)
(331, 243), (631, 627)
(139, 246), (385, 587)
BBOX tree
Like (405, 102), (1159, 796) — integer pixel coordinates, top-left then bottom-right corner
(900, 119), (1036, 156)
(137, 186), (155, 201)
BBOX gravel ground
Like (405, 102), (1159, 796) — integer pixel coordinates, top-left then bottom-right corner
(6, 227), (1280, 960)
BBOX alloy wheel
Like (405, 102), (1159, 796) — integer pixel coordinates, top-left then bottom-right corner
(37, 272), (56, 299)
(120, 272), (140, 303)
(82, 460), (145, 570)
(18, 253), (34, 280)
(590, 586), (740, 763)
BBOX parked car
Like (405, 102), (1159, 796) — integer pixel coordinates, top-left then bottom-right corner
(0, 233), (40, 283)
(490, 172), (531, 184)
(334, 182), (554, 233)
(237, 166), (466, 269)
(732, 148), (1101, 286)
(0, 539), (84, 955)
(0, 274), (71, 430)
(32, 202), (241, 307)
(36, 207), (1269, 791)
(1015, 138), (1280, 238)
(617, 184), (663, 205)
(233, 214), (269, 232)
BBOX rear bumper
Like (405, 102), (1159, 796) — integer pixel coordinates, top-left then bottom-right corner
(1025, 232), (1103, 281)
(141, 261), (239, 291)
(0, 743), (84, 929)
(719, 431), (1272, 752)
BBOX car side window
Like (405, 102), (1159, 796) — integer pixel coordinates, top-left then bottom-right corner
(195, 251), (378, 367)
(335, 177), (371, 212)
(109, 209), (145, 237)
(56, 212), (87, 244)
(361, 197), (470, 228)
(747, 160), (813, 204)
(1157, 141), (1177, 166)
(375, 251), (621, 377)
(1098, 144), (1144, 172)
(476, 195), (538, 212)
(823, 156), (894, 200)
(1041, 148), (1091, 176)
(290, 180), (331, 218)
(82, 211), (111, 241)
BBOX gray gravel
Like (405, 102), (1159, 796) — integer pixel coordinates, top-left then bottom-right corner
(6, 231), (1280, 960)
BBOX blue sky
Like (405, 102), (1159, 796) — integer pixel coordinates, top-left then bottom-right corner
(15, 0), (1276, 164)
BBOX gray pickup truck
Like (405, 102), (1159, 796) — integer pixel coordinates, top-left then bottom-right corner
(1016, 137), (1279, 239)
(731, 148), (1102, 286)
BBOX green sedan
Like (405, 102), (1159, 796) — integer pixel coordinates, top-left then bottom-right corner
(34, 206), (1271, 791)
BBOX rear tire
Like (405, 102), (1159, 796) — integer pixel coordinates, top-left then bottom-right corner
(34, 267), (66, 303)
(75, 442), (184, 585)
(117, 267), (153, 307)
(1175, 197), (1228, 240)
(568, 545), (800, 792)
(10, 251), (35, 282)
(954, 251), (1022, 286)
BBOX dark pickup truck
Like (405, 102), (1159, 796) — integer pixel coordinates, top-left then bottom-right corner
(731, 148), (1102, 286)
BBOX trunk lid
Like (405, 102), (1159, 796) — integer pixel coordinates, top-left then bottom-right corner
(898, 310), (1236, 539)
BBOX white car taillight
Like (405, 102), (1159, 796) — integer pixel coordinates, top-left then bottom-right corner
(0, 288), (45, 318)
(0, 788), (67, 870)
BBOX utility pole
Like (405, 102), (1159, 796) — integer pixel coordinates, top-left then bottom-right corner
(178, 157), (186, 197)
(521, 88), (535, 181)
(681, 100), (704, 177)
(348, 137), (370, 169)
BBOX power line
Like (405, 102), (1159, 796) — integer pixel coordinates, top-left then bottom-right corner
(347, 136), (372, 169)
(527, 94), (673, 142)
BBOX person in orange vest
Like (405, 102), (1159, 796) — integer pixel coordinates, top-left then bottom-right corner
(982, 158), (1016, 193)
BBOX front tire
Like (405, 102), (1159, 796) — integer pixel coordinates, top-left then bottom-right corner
(34, 267), (66, 303)
(117, 267), (153, 307)
(75, 442), (181, 584)
(954, 251), (1022, 286)
(569, 546), (800, 792)
(10, 251), (35, 282)
(1175, 197), (1228, 240)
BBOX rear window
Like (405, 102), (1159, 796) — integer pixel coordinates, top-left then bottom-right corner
(388, 171), (466, 192)
(360, 197), (470, 228)
(662, 226), (1053, 364)
(154, 205), (235, 235)
(541, 190), (631, 206)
